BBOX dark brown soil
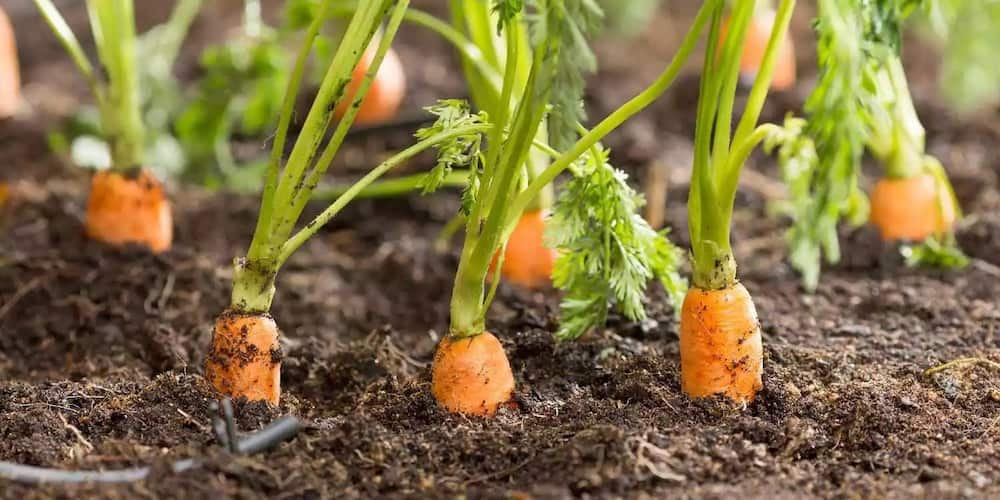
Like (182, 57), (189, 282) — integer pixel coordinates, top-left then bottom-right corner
(2, 1), (999, 499)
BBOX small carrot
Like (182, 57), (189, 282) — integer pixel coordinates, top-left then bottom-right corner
(680, 283), (763, 403)
(680, 0), (795, 404)
(85, 169), (173, 253)
(869, 173), (957, 242)
(0, 5), (20, 117)
(721, 6), (796, 90)
(431, 331), (515, 417)
(490, 209), (558, 289)
(204, 309), (281, 405)
(334, 45), (406, 126)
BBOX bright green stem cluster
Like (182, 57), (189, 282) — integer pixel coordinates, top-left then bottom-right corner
(35, 0), (145, 171)
(230, 0), (499, 314)
(233, 0), (412, 312)
(688, 0), (796, 290)
(447, 1), (721, 337)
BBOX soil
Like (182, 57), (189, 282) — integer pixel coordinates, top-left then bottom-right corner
(2, 1), (999, 499)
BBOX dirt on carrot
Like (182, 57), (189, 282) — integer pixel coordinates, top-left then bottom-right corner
(431, 331), (516, 416)
(204, 309), (282, 405)
(679, 282), (764, 403)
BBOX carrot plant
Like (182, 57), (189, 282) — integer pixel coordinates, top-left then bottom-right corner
(0, 4), (19, 118)
(429, 0), (720, 416)
(202, 0), (500, 404)
(772, 0), (966, 290)
(679, 0), (796, 404)
(34, 0), (191, 253)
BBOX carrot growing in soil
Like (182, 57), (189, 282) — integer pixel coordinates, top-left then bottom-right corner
(34, 0), (173, 252)
(680, 0), (796, 403)
(773, 0), (966, 290)
(431, 0), (714, 416)
(0, 5), (19, 118)
(203, 0), (494, 403)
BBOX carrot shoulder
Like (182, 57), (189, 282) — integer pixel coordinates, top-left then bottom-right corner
(0, 6), (20, 118)
(85, 169), (173, 253)
(490, 209), (558, 289)
(334, 46), (406, 126)
(205, 309), (281, 405)
(679, 283), (763, 403)
(431, 331), (516, 416)
(869, 173), (956, 242)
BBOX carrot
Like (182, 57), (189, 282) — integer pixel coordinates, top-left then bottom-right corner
(85, 169), (173, 253)
(334, 45), (406, 126)
(204, 309), (281, 405)
(721, 7), (796, 90)
(679, 0), (795, 404)
(0, 5), (20, 118)
(680, 283), (763, 403)
(490, 209), (558, 289)
(870, 173), (957, 243)
(431, 331), (515, 416)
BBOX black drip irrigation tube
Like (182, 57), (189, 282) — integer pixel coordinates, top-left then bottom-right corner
(0, 399), (304, 485)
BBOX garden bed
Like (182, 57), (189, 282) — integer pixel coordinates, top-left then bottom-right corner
(1, 1), (998, 498)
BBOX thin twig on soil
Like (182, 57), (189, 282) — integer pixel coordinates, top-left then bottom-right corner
(625, 432), (687, 483)
(925, 357), (1000, 376)
(58, 414), (94, 454)
(0, 275), (49, 321)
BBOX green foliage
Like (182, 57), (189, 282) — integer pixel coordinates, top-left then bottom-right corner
(526, 0), (604, 150)
(415, 100), (488, 194)
(548, 147), (686, 340)
(597, 0), (658, 35)
(901, 235), (968, 269)
(937, 1), (1000, 112)
(492, 0), (526, 28)
(777, 0), (872, 290)
(176, 33), (287, 187)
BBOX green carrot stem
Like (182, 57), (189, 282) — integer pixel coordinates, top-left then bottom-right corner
(313, 170), (469, 200)
(278, 124), (489, 264)
(274, 0), (411, 244)
(503, 0), (718, 235)
(247, 0), (333, 261)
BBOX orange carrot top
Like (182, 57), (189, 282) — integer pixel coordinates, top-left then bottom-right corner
(865, 56), (961, 243)
(85, 169), (173, 252)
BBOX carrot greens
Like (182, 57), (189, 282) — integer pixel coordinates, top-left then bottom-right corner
(230, 0), (494, 313)
(774, 0), (966, 290)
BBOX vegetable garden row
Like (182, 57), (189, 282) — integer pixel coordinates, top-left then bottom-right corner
(0, 0), (998, 497)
